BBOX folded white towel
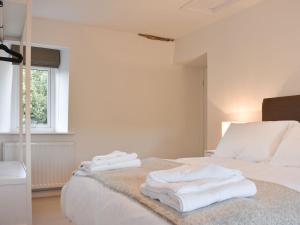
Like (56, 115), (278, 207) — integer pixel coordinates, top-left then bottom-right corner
(146, 174), (245, 195)
(80, 159), (141, 174)
(141, 179), (257, 212)
(148, 164), (242, 183)
(92, 151), (127, 161)
(141, 164), (256, 212)
(92, 153), (138, 166)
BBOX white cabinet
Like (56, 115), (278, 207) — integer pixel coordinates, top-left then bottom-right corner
(0, 161), (27, 225)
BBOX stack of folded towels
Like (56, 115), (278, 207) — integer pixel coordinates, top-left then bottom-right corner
(79, 151), (141, 174)
(141, 164), (257, 213)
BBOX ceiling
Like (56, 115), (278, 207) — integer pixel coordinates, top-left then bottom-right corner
(3, 0), (27, 40)
(32, 0), (264, 38)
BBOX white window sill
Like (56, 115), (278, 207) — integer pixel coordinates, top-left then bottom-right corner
(0, 132), (75, 135)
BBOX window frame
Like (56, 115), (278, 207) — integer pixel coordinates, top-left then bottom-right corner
(11, 66), (56, 133)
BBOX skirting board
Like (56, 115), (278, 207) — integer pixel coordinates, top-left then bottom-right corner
(32, 188), (61, 198)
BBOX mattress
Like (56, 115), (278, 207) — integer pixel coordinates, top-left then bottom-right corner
(61, 157), (300, 225)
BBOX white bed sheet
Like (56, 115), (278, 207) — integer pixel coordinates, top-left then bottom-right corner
(61, 157), (300, 225)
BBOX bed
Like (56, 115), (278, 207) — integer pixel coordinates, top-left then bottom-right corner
(61, 95), (300, 225)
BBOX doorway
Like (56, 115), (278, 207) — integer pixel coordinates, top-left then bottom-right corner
(184, 53), (207, 156)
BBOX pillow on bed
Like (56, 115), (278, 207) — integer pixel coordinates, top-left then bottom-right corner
(270, 124), (300, 167)
(214, 121), (297, 162)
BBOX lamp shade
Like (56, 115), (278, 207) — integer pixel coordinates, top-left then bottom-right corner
(222, 122), (232, 136)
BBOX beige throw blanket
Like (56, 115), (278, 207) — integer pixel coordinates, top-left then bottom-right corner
(89, 158), (300, 225)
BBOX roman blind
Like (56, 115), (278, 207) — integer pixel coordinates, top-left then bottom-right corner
(11, 45), (61, 68)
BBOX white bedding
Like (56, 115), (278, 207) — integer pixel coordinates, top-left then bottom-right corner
(61, 157), (300, 225)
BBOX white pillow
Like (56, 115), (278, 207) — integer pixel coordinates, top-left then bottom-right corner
(214, 121), (296, 162)
(270, 124), (300, 167)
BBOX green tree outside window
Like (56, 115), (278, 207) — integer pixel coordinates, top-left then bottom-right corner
(22, 68), (49, 126)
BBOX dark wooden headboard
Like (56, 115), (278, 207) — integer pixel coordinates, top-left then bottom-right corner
(262, 95), (300, 122)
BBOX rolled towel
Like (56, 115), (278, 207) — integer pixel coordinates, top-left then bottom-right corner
(92, 153), (138, 166)
(79, 161), (92, 170)
(141, 179), (257, 213)
(148, 164), (242, 183)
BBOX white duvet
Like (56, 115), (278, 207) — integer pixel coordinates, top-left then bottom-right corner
(61, 157), (300, 225)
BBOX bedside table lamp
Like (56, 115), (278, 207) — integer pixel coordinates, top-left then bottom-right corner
(222, 121), (232, 136)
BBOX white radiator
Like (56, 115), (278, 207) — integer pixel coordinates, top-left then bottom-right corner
(3, 142), (75, 190)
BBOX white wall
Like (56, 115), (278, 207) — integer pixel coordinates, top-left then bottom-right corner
(0, 52), (13, 133)
(175, 0), (300, 149)
(55, 49), (70, 133)
(20, 18), (204, 163)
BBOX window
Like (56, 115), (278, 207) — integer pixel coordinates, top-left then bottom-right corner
(23, 67), (55, 128)
(12, 67), (55, 132)
(10, 47), (70, 134)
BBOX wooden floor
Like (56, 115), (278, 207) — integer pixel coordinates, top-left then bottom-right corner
(33, 197), (74, 225)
